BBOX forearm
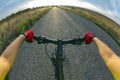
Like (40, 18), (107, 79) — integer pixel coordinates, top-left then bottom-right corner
(93, 37), (118, 62)
(93, 37), (120, 79)
(1, 34), (25, 66)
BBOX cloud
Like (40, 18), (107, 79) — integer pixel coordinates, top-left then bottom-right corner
(0, 0), (30, 20)
(0, 0), (120, 25)
(81, 0), (120, 24)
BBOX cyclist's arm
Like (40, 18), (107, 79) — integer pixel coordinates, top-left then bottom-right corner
(93, 37), (120, 80)
(0, 34), (25, 79)
(1, 34), (25, 65)
(0, 30), (33, 79)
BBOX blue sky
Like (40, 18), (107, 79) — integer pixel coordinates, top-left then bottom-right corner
(0, 0), (30, 19)
(0, 0), (120, 25)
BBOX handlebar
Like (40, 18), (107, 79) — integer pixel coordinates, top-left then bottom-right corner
(33, 35), (85, 45)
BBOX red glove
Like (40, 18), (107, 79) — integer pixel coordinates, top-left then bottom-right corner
(84, 32), (94, 44)
(24, 30), (34, 42)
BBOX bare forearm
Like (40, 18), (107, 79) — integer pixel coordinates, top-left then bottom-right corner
(93, 37), (120, 79)
(1, 34), (25, 65)
(93, 37), (117, 62)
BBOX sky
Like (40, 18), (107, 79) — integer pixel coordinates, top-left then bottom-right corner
(0, 0), (120, 25)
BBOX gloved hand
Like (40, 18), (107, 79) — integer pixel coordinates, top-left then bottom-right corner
(24, 30), (34, 42)
(84, 32), (94, 44)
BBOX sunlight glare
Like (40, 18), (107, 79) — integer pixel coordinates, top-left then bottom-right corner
(21, 0), (95, 9)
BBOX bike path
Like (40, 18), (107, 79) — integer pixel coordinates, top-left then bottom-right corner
(8, 7), (120, 80)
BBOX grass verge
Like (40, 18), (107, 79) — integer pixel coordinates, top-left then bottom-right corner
(0, 6), (52, 54)
(59, 6), (120, 46)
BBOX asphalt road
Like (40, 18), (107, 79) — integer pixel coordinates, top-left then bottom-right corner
(8, 7), (120, 80)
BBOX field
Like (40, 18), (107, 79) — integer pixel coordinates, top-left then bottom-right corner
(0, 6), (120, 54)
(0, 6), (52, 53)
(59, 6), (120, 46)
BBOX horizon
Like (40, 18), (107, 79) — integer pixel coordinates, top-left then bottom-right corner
(0, 0), (120, 25)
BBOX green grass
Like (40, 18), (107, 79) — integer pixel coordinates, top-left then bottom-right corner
(0, 6), (52, 54)
(59, 6), (120, 46)
(0, 6), (120, 54)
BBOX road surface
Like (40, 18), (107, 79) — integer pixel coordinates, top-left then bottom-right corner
(8, 7), (120, 80)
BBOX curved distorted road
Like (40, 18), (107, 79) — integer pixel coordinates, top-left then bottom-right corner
(8, 7), (120, 80)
